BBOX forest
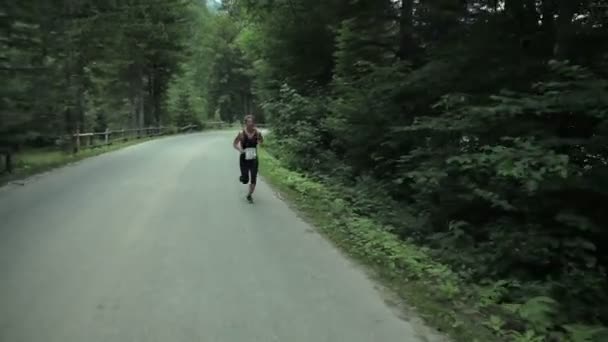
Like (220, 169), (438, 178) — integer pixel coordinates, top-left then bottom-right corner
(1, 0), (247, 150)
(223, 0), (608, 340)
(2, 0), (608, 341)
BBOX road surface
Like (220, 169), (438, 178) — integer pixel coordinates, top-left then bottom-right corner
(0, 131), (445, 342)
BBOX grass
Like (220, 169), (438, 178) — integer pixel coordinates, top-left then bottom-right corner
(258, 146), (507, 342)
(0, 136), (163, 186)
(0, 123), (248, 187)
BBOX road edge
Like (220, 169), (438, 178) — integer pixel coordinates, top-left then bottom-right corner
(0, 130), (219, 188)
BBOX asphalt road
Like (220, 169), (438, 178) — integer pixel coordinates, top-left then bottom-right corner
(0, 131), (446, 342)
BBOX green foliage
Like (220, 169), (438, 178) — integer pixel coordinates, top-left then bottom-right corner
(517, 296), (559, 333)
(563, 324), (608, 342)
(261, 85), (331, 171)
(259, 144), (498, 341)
(6, 0), (608, 340)
(225, 0), (608, 340)
(1, 0), (204, 146)
(165, 4), (213, 125)
(509, 330), (545, 342)
(201, 14), (256, 123)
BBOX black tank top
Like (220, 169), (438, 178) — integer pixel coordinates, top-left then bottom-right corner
(241, 130), (258, 149)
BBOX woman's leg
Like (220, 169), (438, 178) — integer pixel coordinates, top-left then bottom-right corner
(239, 157), (249, 184)
(248, 159), (259, 197)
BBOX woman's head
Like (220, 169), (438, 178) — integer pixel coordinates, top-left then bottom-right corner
(244, 114), (254, 128)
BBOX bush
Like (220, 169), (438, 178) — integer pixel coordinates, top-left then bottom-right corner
(265, 61), (608, 340)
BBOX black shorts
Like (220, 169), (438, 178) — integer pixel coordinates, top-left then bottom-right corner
(239, 155), (259, 185)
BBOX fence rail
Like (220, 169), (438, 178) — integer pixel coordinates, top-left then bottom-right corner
(1, 122), (229, 175)
(72, 126), (170, 153)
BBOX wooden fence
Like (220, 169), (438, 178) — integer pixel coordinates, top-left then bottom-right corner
(0, 147), (13, 174)
(1, 121), (229, 174)
(73, 126), (168, 153)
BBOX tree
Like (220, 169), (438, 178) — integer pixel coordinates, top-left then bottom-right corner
(1, 0), (202, 148)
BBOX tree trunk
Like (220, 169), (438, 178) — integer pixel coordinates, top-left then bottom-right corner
(243, 93), (250, 115)
(6, 152), (13, 174)
(139, 90), (145, 130)
(505, 0), (525, 17)
(64, 69), (74, 135)
(398, 0), (415, 61)
(524, 0), (538, 30)
(131, 95), (138, 130)
(553, 0), (576, 59)
(130, 65), (145, 131)
(153, 69), (163, 125)
(540, 0), (556, 55)
(76, 64), (86, 132)
(148, 70), (154, 125)
(505, 0), (526, 33)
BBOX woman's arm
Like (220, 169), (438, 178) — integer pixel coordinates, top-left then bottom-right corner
(233, 132), (243, 153)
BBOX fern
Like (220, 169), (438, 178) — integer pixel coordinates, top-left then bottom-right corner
(563, 324), (608, 342)
(517, 296), (559, 333)
(509, 330), (546, 342)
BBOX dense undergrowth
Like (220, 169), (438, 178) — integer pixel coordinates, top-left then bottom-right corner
(260, 145), (501, 341)
(259, 59), (608, 340)
(263, 103), (608, 341)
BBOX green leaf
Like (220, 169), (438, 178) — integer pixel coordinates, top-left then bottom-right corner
(517, 296), (558, 332)
(563, 324), (608, 342)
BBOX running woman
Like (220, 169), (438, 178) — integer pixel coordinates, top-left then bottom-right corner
(233, 114), (263, 202)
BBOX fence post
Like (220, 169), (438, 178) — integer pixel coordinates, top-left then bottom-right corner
(74, 128), (80, 153)
(6, 152), (12, 174)
(104, 128), (110, 145)
(1, 149), (13, 174)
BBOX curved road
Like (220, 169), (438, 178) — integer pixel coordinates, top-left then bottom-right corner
(0, 131), (445, 342)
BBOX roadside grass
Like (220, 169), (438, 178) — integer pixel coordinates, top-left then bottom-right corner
(258, 146), (504, 342)
(0, 125), (246, 187)
(0, 136), (163, 187)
